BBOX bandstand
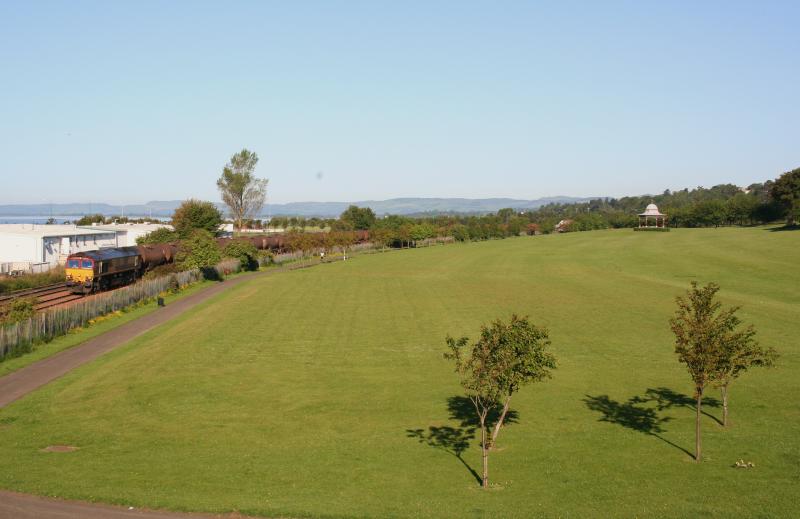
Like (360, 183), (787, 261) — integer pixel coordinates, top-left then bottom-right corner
(638, 203), (667, 228)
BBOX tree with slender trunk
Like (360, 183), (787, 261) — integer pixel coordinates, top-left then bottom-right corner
(445, 315), (556, 488)
(669, 282), (732, 461)
(217, 149), (268, 233)
(712, 319), (777, 427)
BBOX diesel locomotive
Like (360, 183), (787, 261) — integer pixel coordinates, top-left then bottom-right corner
(65, 243), (178, 294)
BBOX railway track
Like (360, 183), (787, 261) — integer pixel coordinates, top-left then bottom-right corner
(0, 283), (85, 311)
(33, 290), (85, 311)
(0, 283), (68, 304)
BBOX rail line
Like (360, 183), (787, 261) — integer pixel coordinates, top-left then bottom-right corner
(0, 283), (89, 312)
(33, 290), (86, 311)
(0, 283), (69, 304)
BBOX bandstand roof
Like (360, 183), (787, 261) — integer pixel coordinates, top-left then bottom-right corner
(639, 203), (665, 217)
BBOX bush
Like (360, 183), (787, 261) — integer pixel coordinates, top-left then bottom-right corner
(142, 262), (179, 280)
(1, 298), (36, 324)
(222, 240), (259, 271)
(168, 274), (180, 294)
(176, 230), (222, 270)
(257, 250), (274, 267)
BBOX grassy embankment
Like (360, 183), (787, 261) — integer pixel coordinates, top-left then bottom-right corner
(0, 266), (65, 294)
(0, 227), (797, 518)
(0, 281), (216, 377)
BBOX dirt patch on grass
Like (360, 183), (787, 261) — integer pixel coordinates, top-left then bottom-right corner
(42, 445), (79, 452)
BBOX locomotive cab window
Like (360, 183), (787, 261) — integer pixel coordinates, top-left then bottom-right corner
(67, 259), (80, 268)
(82, 259), (93, 269)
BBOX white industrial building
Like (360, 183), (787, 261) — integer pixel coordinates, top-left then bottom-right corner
(81, 223), (172, 247)
(0, 223), (170, 274)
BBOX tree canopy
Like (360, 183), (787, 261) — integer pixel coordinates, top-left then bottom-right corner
(136, 227), (179, 245)
(171, 199), (223, 238)
(340, 205), (376, 230)
(217, 149), (268, 231)
(769, 167), (800, 225)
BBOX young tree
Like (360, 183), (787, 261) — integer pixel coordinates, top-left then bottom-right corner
(409, 223), (435, 244)
(669, 282), (736, 461)
(171, 199), (223, 238)
(713, 320), (777, 427)
(369, 227), (394, 251)
(217, 149), (268, 232)
(444, 315), (556, 488)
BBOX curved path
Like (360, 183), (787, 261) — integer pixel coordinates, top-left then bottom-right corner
(0, 490), (261, 519)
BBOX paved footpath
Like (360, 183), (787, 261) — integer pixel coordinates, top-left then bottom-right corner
(0, 271), (278, 518)
(0, 490), (262, 519)
(0, 272), (264, 409)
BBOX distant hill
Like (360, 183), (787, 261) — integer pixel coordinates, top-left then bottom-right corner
(0, 196), (592, 218)
(266, 197), (591, 216)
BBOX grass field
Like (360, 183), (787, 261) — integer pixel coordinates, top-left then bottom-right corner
(0, 227), (797, 518)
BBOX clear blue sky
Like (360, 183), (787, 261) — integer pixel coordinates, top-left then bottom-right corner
(1, 1), (797, 205)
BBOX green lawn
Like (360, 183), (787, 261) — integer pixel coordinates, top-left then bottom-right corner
(0, 227), (798, 518)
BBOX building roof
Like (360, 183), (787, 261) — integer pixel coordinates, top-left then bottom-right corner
(639, 203), (665, 217)
(0, 224), (115, 238)
(80, 223), (172, 232)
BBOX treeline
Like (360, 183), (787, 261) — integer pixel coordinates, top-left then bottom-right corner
(527, 182), (783, 232)
(270, 168), (800, 237)
(143, 169), (800, 252)
(502, 168), (799, 232)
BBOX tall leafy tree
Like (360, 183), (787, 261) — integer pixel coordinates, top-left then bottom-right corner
(171, 199), (223, 238)
(445, 315), (556, 488)
(217, 149), (268, 232)
(769, 167), (800, 225)
(670, 282), (739, 461)
(339, 205), (376, 230)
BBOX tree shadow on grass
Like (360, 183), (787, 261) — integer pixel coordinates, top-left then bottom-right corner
(584, 393), (694, 458)
(637, 387), (722, 425)
(766, 224), (800, 232)
(406, 426), (481, 484)
(444, 395), (519, 432)
(406, 396), (520, 485)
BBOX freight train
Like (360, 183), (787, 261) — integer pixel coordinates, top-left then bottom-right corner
(65, 230), (371, 295)
(65, 243), (178, 294)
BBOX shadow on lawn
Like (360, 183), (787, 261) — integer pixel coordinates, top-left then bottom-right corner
(583, 388), (722, 459)
(766, 224), (800, 232)
(406, 396), (519, 485)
